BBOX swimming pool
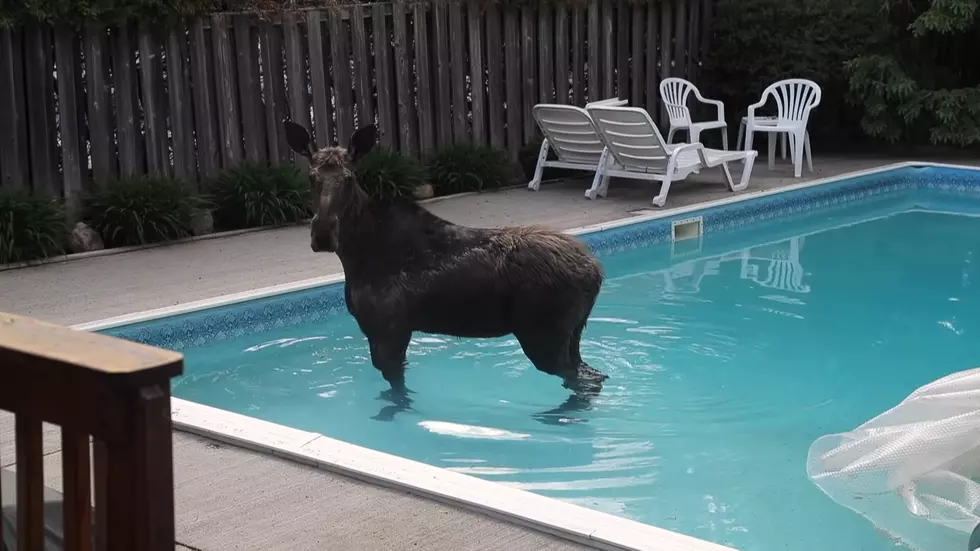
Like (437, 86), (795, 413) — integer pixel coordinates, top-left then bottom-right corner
(96, 163), (980, 551)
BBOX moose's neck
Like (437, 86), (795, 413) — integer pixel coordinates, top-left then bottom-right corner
(334, 191), (451, 281)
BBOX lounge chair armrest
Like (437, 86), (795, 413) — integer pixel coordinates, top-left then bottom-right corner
(666, 141), (710, 166)
(745, 92), (770, 122)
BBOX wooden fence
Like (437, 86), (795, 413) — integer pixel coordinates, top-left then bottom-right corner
(0, 0), (712, 208)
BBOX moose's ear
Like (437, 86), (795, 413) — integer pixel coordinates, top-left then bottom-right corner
(283, 120), (313, 158)
(347, 124), (377, 163)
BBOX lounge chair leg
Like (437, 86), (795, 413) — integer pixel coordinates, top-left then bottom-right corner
(585, 148), (609, 200)
(527, 139), (550, 191)
(652, 157), (679, 207)
(736, 121), (745, 150)
(768, 133), (776, 170)
(731, 151), (757, 192)
(792, 130), (805, 178)
(721, 127), (729, 151)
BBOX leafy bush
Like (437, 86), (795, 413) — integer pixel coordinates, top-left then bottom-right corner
(843, 0), (980, 146)
(700, 0), (891, 148)
(427, 143), (510, 196)
(86, 175), (205, 247)
(207, 162), (310, 230)
(354, 148), (427, 200)
(0, 190), (65, 264)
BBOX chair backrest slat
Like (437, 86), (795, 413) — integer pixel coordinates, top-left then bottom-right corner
(532, 104), (607, 165)
(763, 79), (822, 125)
(586, 105), (672, 172)
(659, 77), (696, 126)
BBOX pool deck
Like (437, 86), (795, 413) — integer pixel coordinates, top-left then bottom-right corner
(0, 154), (975, 550)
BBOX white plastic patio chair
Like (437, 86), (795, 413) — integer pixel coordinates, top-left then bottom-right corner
(584, 105), (759, 207)
(660, 77), (729, 149)
(527, 98), (628, 191)
(738, 79), (821, 178)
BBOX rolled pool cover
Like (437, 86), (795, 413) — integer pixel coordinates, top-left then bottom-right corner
(806, 367), (980, 551)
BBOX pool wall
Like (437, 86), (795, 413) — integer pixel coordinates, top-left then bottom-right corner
(76, 161), (980, 551)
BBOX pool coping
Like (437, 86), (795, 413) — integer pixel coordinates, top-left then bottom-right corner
(72, 160), (980, 551)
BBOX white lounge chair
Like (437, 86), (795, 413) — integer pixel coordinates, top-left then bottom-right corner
(527, 98), (627, 191)
(737, 78), (821, 178)
(584, 104), (759, 207)
(660, 77), (729, 149)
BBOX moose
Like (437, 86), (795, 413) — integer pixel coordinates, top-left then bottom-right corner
(283, 121), (609, 421)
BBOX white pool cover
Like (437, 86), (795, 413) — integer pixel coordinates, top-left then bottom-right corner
(807, 367), (980, 551)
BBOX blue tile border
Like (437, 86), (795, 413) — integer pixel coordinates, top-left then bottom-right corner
(104, 165), (980, 352)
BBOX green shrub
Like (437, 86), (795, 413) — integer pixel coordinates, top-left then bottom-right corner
(700, 0), (891, 148)
(354, 148), (427, 200)
(86, 175), (205, 248)
(0, 190), (65, 264)
(207, 162), (310, 230)
(427, 143), (510, 196)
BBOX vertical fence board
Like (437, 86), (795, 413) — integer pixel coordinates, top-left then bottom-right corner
(413, 3), (435, 155)
(660, 0), (673, 122)
(138, 25), (169, 175)
(307, 11), (334, 148)
(645, 5), (659, 123)
(166, 26), (197, 182)
(630, 5), (645, 107)
(503, 9), (521, 155)
(260, 22), (289, 165)
(520, 7), (536, 140)
(371, 3), (396, 148)
(447, 3), (467, 142)
(485, 6), (505, 149)
(391, 2), (416, 153)
(674, 0), (687, 81)
(329, 12), (355, 144)
(283, 12), (310, 166)
(189, 19), (220, 178)
(468, 6), (486, 144)
(83, 25), (116, 186)
(53, 27), (84, 214)
(688, 0), (700, 82)
(538, 6), (554, 105)
(601, 2), (614, 99)
(431, 2), (453, 146)
(112, 25), (143, 178)
(234, 15), (267, 163)
(615, 1), (630, 98)
(0, 28), (28, 189)
(350, 7), (376, 129)
(329, 10), (355, 143)
(586, 2), (598, 102)
(571, 6), (584, 105)
(25, 25), (58, 193)
(212, 15), (243, 167)
(554, 5), (569, 105)
(700, 0), (713, 69)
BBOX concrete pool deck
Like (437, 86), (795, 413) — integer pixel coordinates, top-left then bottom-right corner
(1, 154), (976, 550)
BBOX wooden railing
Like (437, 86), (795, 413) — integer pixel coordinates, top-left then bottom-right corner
(0, 312), (183, 551)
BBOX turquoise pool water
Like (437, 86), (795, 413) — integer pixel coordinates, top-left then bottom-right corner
(173, 205), (980, 551)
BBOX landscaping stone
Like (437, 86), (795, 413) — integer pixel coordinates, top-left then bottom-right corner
(68, 222), (104, 254)
(192, 210), (214, 236)
(413, 183), (435, 200)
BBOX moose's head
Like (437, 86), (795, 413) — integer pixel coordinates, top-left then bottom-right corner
(283, 121), (378, 253)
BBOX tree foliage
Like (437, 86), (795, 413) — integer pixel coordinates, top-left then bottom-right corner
(843, 0), (980, 146)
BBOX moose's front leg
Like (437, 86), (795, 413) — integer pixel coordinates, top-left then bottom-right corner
(367, 331), (413, 422)
(368, 331), (412, 391)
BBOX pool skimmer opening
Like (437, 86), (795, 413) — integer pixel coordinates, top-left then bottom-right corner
(671, 216), (704, 257)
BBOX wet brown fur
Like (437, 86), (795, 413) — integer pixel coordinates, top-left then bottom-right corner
(284, 121), (608, 418)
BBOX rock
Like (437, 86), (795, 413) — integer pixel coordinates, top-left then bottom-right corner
(413, 183), (435, 200)
(69, 222), (104, 254)
(191, 209), (214, 236)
